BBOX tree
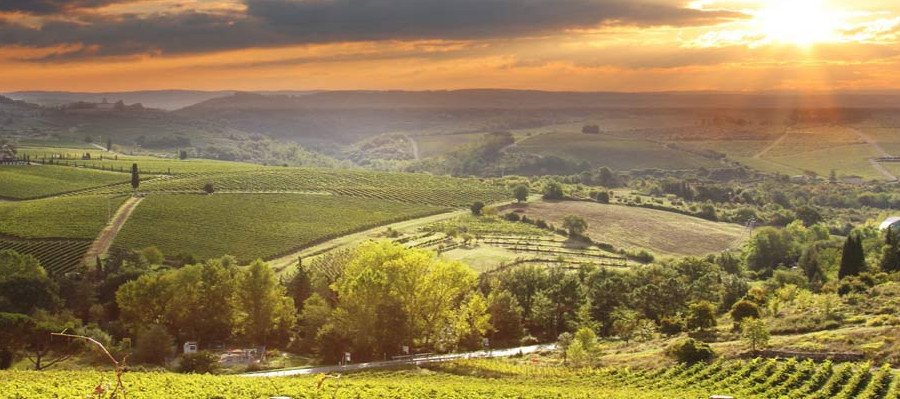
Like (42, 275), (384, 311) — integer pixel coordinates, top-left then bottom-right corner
(839, 233), (865, 279)
(0, 250), (60, 314)
(566, 327), (600, 367)
(237, 260), (297, 347)
(795, 205), (822, 227)
(594, 191), (610, 204)
(513, 185), (529, 203)
(542, 181), (564, 200)
(179, 150), (188, 160)
(203, 182), (215, 195)
(744, 227), (798, 278)
(667, 338), (714, 364)
(130, 163), (140, 195)
(881, 230), (900, 273)
(562, 215), (588, 237)
(106, 138), (112, 152)
(557, 332), (573, 365)
(487, 290), (524, 347)
(139, 246), (164, 265)
(730, 299), (760, 326)
(686, 301), (717, 331)
(741, 318), (770, 352)
(470, 201), (485, 216)
(133, 324), (174, 365)
(581, 124), (600, 134)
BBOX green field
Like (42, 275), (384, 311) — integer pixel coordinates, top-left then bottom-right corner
(513, 132), (720, 170)
(501, 201), (747, 257)
(414, 132), (491, 157)
(113, 193), (444, 262)
(17, 146), (266, 174)
(0, 238), (91, 274)
(0, 165), (129, 199)
(84, 168), (509, 208)
(766, 144), (881, 179)
(0, 195), (126, 239)
(3, 358), (897, 399)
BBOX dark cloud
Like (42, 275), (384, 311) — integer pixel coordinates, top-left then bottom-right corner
(0, 0), (130, 15)
(0, 0), (747, 61)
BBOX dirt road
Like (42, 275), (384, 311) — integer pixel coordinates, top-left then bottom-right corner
(82, 196), (142, 267)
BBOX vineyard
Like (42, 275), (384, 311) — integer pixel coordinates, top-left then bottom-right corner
(75, 168), (508, 208)
(113, 193), (444, 262)
(15, 146), (266, 174)
(3, 358), (899, 398)
(0, 165), (129, 199)
(0, 195), (127, 240)
(0, 237), (90, 274)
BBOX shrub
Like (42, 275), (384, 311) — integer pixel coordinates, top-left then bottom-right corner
(504, 212), (521, 222)
(666, 338), (715, 364)
(470, 201), (485, 216)
(178, 351), (221, 374)
(659, 316), (684, 336)
(203, 182), (215, 194)
(132, 324), (175, 366)
(730, 299), (761, 326)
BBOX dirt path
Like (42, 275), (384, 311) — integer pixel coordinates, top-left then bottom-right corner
(403, 134), (420, 160)
(852, 128), (897, 180)
(90, 143), (119, 155)
(82, 196), (143, 267)
(753, 130), (789, 159)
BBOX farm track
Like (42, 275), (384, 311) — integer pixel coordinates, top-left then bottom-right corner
(403, 134), (420, 160)
(853, 128), (898, 180)
(82, 196), (142, 267)
(753, 130), (788, 159)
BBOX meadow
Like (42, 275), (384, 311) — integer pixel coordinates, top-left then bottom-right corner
(500, 201), (747, 257)
(0, 165), (129, 199)
(2, 358), (898, 399)
(113, 193), (444, 262)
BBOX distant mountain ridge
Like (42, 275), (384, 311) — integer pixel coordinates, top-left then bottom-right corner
(4, 90), (237, 111)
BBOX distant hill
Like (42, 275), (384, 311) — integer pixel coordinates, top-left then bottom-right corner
(4, 90), (236, 110)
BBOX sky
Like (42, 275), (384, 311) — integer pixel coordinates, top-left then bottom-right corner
(0, 0), (899, 92)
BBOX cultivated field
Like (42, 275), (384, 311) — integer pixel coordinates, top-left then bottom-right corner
(0, 237), (91, 274)
(3, 358), (898, 399)
(513, 132), (720, 170)
(113, 193), (443, 262)
(0, 165), (129, 199)
(500, 201), (747, 257)
(0, 195), (127, 240)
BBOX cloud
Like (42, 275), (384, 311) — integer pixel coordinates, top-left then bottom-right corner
(0, 0), (746, 61)
(0, 0), (132, 15)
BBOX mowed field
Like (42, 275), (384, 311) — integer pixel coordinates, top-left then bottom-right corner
(503, 200), (747, 257)
(0, 165), (129, 199)
(113, 193), (444, 262)
(513, 132), (720, 170)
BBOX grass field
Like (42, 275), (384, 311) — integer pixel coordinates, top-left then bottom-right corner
(0, 165), (129, 199)
(513, 132), (720, 170)
(113, 193), (444, 262)
(500, 200), (747, 257)
(413, 133), (488, 158)
(766, 144), (881, 179)
(4, 358), (897, 399)
(0, 195), (127, 239)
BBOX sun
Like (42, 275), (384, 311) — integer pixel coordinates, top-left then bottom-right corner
(754, 0), (842, 46)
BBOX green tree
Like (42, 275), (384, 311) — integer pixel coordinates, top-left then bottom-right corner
(880, 230), (900, 273)
(513, 184), (529, 203)
(133, 324), (175, 365)
(566, 327), (600, 367)
(542, 181), (564, 200)
(795, 205), (823, 227)
(237, 260), (296, 347)
(297, 294), (332, 353)
(839, 233), (865, 279)
(470, 201), (485, 216)
(744, 227), (798, 277)
(130, 163), (140, 195)
(730, 299), (760, 326)
(202, 182), (215, 194)
(667, 338), (714, 364)
(179, 150), (188, 160)
(139, 246), (164, 265)
(487, 290), (524, 347)
(0, 250), (60, 314)
(562, 215), (588, 237)
(106, 138), (112, 152)
(686, 301), (717, 331)
(741, 318), (770, 352)
(556, 332), (573, 365)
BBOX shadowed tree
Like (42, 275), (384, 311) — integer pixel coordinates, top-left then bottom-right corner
(130, 163), (139, 195)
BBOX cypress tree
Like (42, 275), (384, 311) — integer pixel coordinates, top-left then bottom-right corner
(882, 230), (900, 273)
(839, 233), (865, 279)
(131, 163), (140, 195)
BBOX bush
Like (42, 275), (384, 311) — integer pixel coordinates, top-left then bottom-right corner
(470, 201), (485, 216)
(666, 338), (715, 364)
(178, 351), (221, 374)
(203, 182), (215, 194)
(659, 316), (684, 336)
(132, 324), (174, 366)
(730, 299), (761, 326)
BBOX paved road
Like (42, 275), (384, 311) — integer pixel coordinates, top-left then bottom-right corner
(240, 343), (557, 378)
